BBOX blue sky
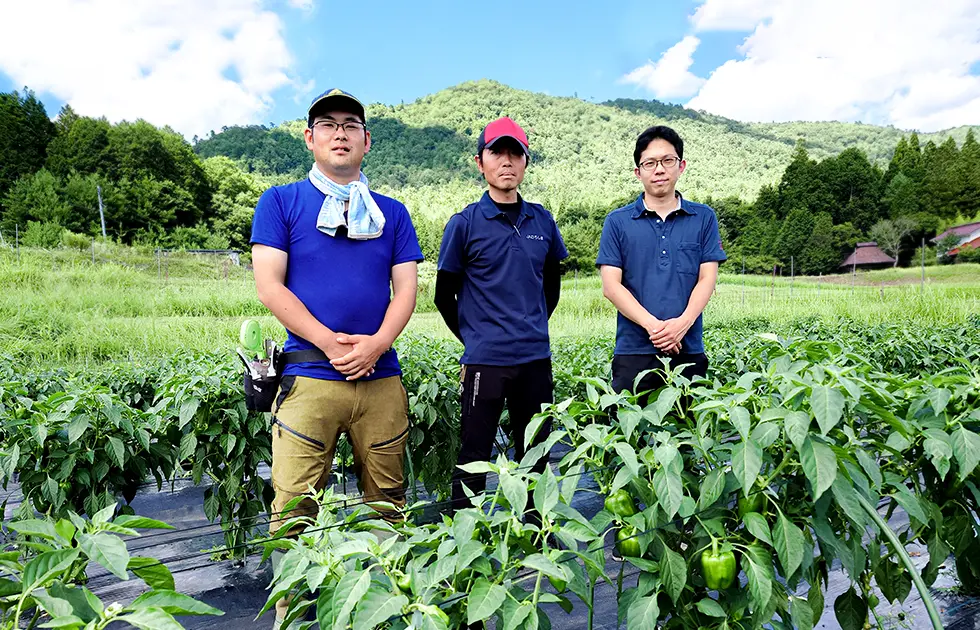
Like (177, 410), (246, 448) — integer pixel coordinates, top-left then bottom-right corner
(2, 0), (979, 137)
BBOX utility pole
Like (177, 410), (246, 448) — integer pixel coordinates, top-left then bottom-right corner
(97, 185), (107, 239)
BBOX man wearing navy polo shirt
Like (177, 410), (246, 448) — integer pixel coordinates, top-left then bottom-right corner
(250, 89), (423, 580)
(435, 117), (568, 514)
(597, 125), (726, 399)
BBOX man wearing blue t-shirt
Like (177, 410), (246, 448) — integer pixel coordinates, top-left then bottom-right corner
(597, 125), (726, 400)
(435, 117), (568, 514)
(250, 90), (423, 561)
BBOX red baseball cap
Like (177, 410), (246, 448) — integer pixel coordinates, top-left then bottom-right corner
(477, 117), (529, 157)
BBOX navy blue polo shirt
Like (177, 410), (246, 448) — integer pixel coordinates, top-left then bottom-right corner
(596, 193), (726, 356)
(250, 180), (424, 381)
(438, 192), (568, 366)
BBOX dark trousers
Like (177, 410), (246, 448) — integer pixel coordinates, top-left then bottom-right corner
(611, 353), (709, 406)
(451, 358), (554, 513)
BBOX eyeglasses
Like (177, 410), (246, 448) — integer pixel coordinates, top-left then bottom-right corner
(638, 156), (680, 172)
(311, 120), (366, 134)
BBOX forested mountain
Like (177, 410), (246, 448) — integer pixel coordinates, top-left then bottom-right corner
(2, 80), (979, 273)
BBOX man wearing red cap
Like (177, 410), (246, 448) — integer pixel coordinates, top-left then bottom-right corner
(436, 117), (568, 515)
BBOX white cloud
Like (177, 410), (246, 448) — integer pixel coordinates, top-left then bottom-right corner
(0, 0), (297, 138)
(684, 0), (980, 131)
(691, 0), (780, 31)
(287, 0), (314, 11)
(620, 36), (706, 99)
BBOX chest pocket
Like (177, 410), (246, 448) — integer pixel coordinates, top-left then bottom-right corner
(676, 243), (701, 275)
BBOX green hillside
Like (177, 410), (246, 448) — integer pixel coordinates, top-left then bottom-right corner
(196, 80), (978, 219)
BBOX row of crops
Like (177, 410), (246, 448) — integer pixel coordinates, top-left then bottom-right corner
(1, 318), (979, 629)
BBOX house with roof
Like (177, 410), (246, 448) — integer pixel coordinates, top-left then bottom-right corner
(931, 221), (980, 256)
(839, 242), (896, 270)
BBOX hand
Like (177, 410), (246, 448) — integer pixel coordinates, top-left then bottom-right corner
(317, 334), (354, 361)
(649, 317), (693, 352)
(330, 334), (388, 380)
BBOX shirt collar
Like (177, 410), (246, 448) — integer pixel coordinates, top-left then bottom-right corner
(630, 192), (696, 219)
(478, 190), (534, 220)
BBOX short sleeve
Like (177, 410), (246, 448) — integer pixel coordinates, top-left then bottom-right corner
(250, 188), (288, 250)
(437, 214), (467, 274)
(595, 214), (624, 268)
(549, 215), (569, 261)
(392, 204), (425, 266)
(700, 211), (727, 264)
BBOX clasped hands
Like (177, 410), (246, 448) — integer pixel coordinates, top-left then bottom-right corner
(643, 315), (693, 355)
(319, 333), (389, 381)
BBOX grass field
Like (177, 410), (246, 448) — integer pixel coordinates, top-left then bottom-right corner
(2, 244), (978, 368)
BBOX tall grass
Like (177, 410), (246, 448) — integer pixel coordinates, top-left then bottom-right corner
(2, 245), (977, 368)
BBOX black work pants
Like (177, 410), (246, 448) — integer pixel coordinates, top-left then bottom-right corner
(450, 358), (553, 513)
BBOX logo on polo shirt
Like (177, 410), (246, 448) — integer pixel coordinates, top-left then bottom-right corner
(525, 234), (545, 241)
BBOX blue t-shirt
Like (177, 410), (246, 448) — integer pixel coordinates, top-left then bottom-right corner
(437, 192), (568, 366)
(250, 179), (424, 381)
(596, 193), (726, 356)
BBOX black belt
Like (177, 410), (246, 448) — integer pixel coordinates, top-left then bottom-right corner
(282, 348), (329, 364)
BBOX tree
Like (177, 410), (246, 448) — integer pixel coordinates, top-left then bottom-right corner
(775, 207), (815, 264)
(799, 212), (839, 274)
(777, 140), (833, 219)
(0, 88), (56, 207)
(1, 169), (69, 235)
(870, 217), (916, 267)
(882, 172), (920, 218)
(819, 148), (884, 231)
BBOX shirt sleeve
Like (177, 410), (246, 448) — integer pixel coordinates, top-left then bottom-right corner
(392, 204), (425, 266)
(595, 214), (623, 268)
(250, 188), (288, 250)
(437, 214), (467, 274)
(549, 215), (569, 261)
(700, 210), (728, 264)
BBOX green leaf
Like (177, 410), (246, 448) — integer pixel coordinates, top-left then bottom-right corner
(613, 442), (640, 479)
(855, 450), (882, 489)
(321, 569), (370, 630)
(532, 465), (560, 518)
(697, 467), (725, 510)
(66, 416), (89, 444)
(77, 532), (129, 580)
(9, 519), (59, 540)
(467, 578), (507, 625)
(32, 590), (74, 618)
(131, 591), (223, 616)
(352, 591), (408, 630)
(23, 549), (80, 589)
(107, 436), (125, 468)
(118, 607), (184, 630)
(929, 388), (952, 415)
(695, 598), (726, 618)
(800, 437), (837, 500)
(113, 515), (175, 531)
(203, 490), (219, 522)
(830, 476), (869, 531)
(732, 439), (763, 496)
(0, 578), (20, 598)
(890, 485), (929, 525)
(178, 398), (201, 428)
(791, 595), (814, 630)
(660, 547), (687, 604)
(811, 385), (845, 435)
(730, 405), (751, 441)
(743, 513), (772, 546)
(652, 466), (682, 519)
(177, 433), (197, 462)
(38, 614), (85, 628)
(499, 469), (527, 516)
(951, 426), (980, 481)
(773, 512), (805, 578)
(47, 584), (99, 623)
(833, 587), (867, 630)
(92, 502), (117, 525)
(128, 557), (175, 591)
(742, 545), (773, 612)
(522, 554), (566, 581)
(626, 593), (660, 629)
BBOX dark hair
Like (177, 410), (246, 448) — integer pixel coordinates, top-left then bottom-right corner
(633, 125), (684, 166)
